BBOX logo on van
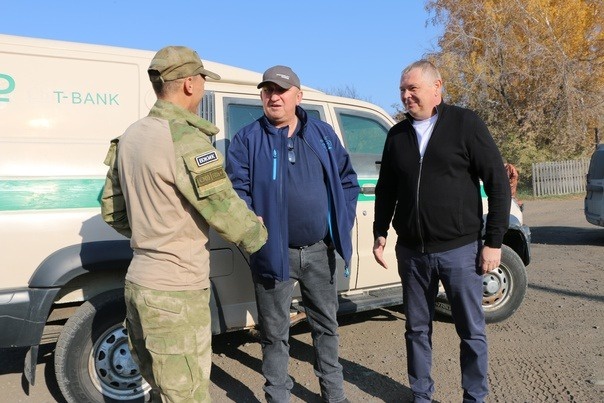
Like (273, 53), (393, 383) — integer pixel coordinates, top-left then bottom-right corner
(0, 74), (16, 103)
(53, 91), (119, 106)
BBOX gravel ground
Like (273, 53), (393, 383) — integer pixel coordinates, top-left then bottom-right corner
(208, 195), (604, 402)
(1, 195), (602, 402)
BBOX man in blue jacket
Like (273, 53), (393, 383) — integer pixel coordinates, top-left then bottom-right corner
(226, 65), (359, 403)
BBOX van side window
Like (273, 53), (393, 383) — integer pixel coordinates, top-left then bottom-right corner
(226, 103), (264, 139)
(335, 109), (390, 177)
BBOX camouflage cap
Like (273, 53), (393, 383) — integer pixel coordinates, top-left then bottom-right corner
(257, 65), (300, 89)
(148, 46), (220, 83)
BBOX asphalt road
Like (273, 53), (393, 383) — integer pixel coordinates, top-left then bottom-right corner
(1, 195), (603, 402)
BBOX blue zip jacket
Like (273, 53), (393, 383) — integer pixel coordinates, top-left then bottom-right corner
(226, 106), (360, 281)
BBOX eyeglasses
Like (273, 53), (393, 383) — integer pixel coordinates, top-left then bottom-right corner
(287, 137), (295, 164)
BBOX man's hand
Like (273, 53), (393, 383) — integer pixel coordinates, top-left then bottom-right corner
(373, 236), (388, 269)
(480, 245), (502, 274)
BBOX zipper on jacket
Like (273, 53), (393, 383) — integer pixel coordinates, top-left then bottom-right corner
(416, 157), (426, 252)
(272, 149), (277, 180)
(278, 139), (286, 281)
(412, 109), (442, 253)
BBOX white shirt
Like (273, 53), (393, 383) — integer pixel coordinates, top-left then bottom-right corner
(412, 113), (438, 158)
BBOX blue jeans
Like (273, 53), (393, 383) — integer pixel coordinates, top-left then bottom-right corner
(253, 240), (345, 403)
(396, 240), (488, 403)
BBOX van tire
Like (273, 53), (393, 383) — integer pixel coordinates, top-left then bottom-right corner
(435, 244), (528, 323)
(55, 289), (150, 402)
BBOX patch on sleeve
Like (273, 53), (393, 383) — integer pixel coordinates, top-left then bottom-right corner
(195, 151), (218, 167)
(195, 167), (226, 188)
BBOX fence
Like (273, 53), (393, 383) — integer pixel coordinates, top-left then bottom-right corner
(531, 159), (590, 197)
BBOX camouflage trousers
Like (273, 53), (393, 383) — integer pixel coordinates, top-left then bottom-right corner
(124, 280), (212, 402)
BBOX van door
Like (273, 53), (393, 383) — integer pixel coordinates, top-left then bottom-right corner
(333, 108), (400, 288)
(585, 146), (604, 227)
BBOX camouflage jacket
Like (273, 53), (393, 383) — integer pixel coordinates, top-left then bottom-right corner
(101, 99), (267, 289)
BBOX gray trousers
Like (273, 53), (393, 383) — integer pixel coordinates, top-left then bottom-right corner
(253, 240), (345, 403)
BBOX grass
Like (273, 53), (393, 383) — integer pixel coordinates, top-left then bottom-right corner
(516, 186), (584, 201)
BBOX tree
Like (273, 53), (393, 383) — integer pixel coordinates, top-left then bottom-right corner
(320, 85), (373, 103)
(425, 0), (604, 181)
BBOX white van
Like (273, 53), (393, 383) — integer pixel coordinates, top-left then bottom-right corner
(0, 34), (531, 402)
(585, 144), (604, 227)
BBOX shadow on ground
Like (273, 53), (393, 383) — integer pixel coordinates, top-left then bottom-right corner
(211, 307), (418, 402)
(0, 344), (66, 403)
(530, 225), (604, 246)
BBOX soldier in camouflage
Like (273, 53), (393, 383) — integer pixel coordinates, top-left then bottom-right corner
(101, 46), (267, 402)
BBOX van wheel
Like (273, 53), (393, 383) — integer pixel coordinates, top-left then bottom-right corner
(435, 244), (528, 323)
(55, 289), (151, 402)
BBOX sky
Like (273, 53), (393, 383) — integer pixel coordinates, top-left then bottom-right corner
(1, 1), (442, 115)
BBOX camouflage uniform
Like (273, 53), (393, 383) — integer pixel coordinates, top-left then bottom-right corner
(101, 99), (267, 402)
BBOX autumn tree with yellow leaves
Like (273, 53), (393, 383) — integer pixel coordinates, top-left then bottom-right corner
(420, 0), (603, 179)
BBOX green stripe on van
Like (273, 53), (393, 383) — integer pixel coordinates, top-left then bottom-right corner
(1, 177), (486, 211)
(356, 178), (487, 202)
(0, 179), (104, 211)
